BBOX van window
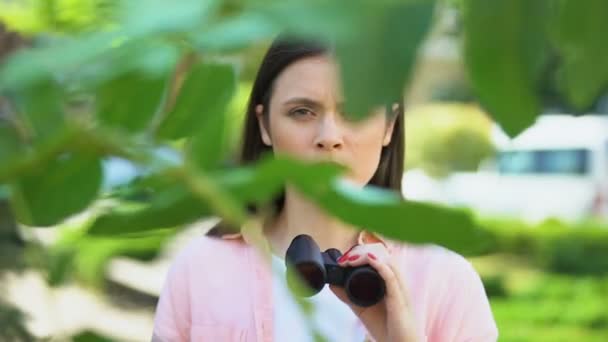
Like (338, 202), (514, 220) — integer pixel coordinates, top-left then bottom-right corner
(498, 149), (589, 175)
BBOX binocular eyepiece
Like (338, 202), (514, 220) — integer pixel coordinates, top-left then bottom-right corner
(285, 234), (385, 307)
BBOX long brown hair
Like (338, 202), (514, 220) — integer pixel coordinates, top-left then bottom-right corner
(207, 36), (405, 237)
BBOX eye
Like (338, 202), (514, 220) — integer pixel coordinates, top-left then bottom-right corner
(289, 107), (315, 118)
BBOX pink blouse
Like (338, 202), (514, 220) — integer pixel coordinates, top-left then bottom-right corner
(152, 230), (498, 341)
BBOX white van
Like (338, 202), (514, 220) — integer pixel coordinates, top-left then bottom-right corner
(442, 114), (608, 223)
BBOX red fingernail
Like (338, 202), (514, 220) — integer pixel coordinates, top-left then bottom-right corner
(348, 254), (360, 261)
(343, 245), (356, 256)
(367, 253), (377, 260)
(337, 255), (346, 263)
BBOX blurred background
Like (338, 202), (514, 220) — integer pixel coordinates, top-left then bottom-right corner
(1, 0), (607, 341)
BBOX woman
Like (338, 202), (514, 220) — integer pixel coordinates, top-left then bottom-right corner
(152, 36), (498, 342)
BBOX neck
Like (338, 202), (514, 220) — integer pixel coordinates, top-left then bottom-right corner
(264, 186), (360, 258)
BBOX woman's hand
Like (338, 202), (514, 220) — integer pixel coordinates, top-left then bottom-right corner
(329, 243), (418, 342)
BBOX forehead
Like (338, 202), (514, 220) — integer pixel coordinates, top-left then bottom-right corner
(270, 55), (343, 104)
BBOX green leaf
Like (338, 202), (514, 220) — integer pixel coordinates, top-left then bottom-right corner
(0, 33), (116, 90)
(258, 0), (358, 39)
(251, 0), (433, 119)
(0, 186), (9, 199)
(463, 0), (548, 137)
(47, 246), (76, 287)
(183, 64), (237, 170)
(88, 186), (211, 235)
(158, 62), (236, 139)
(96, 70), (168, 132)
(0, 121), (22, 162)
(88, 157), (341, 236)
(551, 0), (608, 110)
(48, 223), (170, 287)
(222, 156), (486, 255)
(75, 38), (180, 90)
(298, 179), (489, 256)
(119, 0), (219, 38)
(10, 153), (102, 226)
(257, 0), (434, 119)
(193, 12), (279, 52)
(0, 299), (34, 342)
(337, 0), (435, 119)
(218, 157), (344, 205)
(72, 234), (167, 287)
(0, 0), (212, 91)
(88, 156), (487, 255)
(71, 330), (117, 342)
(11, 79), (65, 142)
(188, 105), (227, 170)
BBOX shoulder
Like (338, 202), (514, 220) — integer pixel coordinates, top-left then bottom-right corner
(389, 240), (478, 279)
(162, 234), (260, 306)
(154, 236), (259, 336)
(389, 241), (488, 313)
(174, 234), (248, 260)
(391, 242), (497, 340)
(166, 235), (251, 281)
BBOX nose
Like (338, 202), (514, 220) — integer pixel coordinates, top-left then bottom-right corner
(314, 115), (344, 151)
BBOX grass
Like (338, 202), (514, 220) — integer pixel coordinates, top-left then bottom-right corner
(470, 254), (608, 341)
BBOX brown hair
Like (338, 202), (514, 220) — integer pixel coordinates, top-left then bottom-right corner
(207, 36), (405, 237)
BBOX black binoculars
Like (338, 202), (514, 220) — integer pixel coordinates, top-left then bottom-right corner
(285, 234), (386, 307)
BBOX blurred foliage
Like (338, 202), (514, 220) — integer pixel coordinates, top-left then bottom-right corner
(72, 330), (115, 342)
(1, 0), (608, 338)
(550, 0), (608, 112)
(429, 78), (477, 103)
(479, 274), (508, 298)
(462, 0), (548, 137)
(71, 330), (117, 342)
(431, 1), (608, 114)
(0, 0), (117, 35)
(462, 0), (608, 135)
(405, 103), (495, 178)
(480, 218), (608, 276)
(225, 81), (252, 153)
(475, 260), (608, 340)
(45, 218), (172, 288)
(474, 218), (608, 341)
(86, 157), (487, 254)
(0, 299), (34, 342)
(0, 200), (27, 271)
(488, 272), (608, 341)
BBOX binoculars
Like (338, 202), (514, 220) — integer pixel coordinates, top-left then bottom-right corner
(285, 234), (386, 307)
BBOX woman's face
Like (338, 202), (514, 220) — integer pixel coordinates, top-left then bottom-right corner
(256, 55), (396, 186)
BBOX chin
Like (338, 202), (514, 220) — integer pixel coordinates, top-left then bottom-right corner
(339, 173), (368, 188)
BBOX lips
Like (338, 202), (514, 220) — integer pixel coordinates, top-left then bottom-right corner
(314, 155), (346, 166)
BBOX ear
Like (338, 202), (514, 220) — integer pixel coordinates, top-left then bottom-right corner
(382, 104), (399, 146)
(255, 104), (272, 146)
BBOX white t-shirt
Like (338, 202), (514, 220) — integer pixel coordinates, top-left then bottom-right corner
(271, 254), (368, 342)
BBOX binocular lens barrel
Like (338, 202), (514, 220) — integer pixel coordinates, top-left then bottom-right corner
(295, 262), (325, 293)
(345, 267), (385, 307)
(286, 235), (326, 295)
(285, 234), (385, 307)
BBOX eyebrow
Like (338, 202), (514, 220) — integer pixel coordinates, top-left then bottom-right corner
(282, 97), (323, 110)
(282, 97), (346, 112)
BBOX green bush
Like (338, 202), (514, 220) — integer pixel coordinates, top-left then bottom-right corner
(492, 274), (608, 341)
(535, 221), (608, 275)
(480, 218), (608, 275)
(405, 103), (495, 178)
(481, 274), (508, 298)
